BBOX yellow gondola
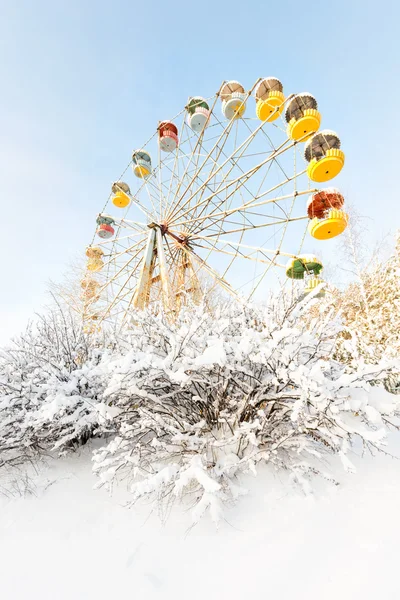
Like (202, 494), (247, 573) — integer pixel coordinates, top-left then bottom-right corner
(305, 130), (345, 182)
(255, 77), (285, 122)
(285, 93), (321, 141)
(87, 259), (104, 272)
(111, 181), (131, 208)
(309, 209), (348, 240)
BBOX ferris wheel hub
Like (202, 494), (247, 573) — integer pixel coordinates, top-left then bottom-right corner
(147, 222), (188, 246)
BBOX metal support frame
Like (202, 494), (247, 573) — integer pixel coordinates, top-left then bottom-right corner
(156, 227), (173, 313)
(132, 228), (156, 310)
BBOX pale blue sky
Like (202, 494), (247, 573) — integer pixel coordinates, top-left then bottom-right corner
(0, 0), (398, 342)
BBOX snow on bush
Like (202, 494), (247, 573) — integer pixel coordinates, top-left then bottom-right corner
(319, 231), (400, 393)
(0, 306), (113, 471)
(92, 299), (400, 524)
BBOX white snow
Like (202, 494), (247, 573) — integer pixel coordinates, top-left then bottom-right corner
(194, 339), (227, 367)
(1, 434), (400, 600)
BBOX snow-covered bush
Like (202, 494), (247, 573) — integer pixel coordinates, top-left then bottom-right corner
(92, 299), (400, 524)
(0, 306), (113, 471)
(329, 232), (400, 392)
(2, 290), (399, 523)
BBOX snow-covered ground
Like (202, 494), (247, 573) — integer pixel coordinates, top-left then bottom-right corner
(1, 435), (400, 600)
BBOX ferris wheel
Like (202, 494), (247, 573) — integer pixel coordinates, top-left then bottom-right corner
(80, 78), (348, 328)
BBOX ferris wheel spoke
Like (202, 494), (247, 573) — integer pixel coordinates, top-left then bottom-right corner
(114, 219), (148, 240)
(97, 231), (147, 255)
(173, 194), (292, 239)
(164, 234), (180, 265)
(164, 142), (203, 216)
(194, 241), (287, 269)
(173, 180), (312, 235)
(96, 238), (133, 254)
(105, 280), (138, 301)
(103, 283), (144, 322)
(167, 248), (187, 301)
(182, 123), (209, 218)
(149, 174), (176, 207)
(113, 219), (148, 231)
(166, 80), (266, 221)
(222, 219), (288, 286)
(191, 137), (298, 224)
(161, 156), (218, 201)
(191, 238), (250, 264)
(166, 119), (238, 222)
(184, 167), (264, 236)
(123, 167), (166, 218)
(163, 117), (188, 217)
(96, 285), (141, 327)
(164, 90), (226, 220)
(166, 92), (293, 225)
(241, 115), (290, 181)
(247, 187), (300, 300)
(112, 182), (155, 222)
(101, 238), (143, 258)
(193, 236), (298, 260)
(175, 126), (219, 220)
(175, 242), (239, 300)
(182, 108), (298, 227)
(167, 119), (244, 224)
(194, 111), (274, 216)
(96, 241), (146, 297)
(171, 164), (247, 291)
(163, 235), (182, 292)
(137, 173), (163, 220)
(185, 120), (237, 213)
(177, 251), (202, 308)
(99, 237), (147, 270)
(98, 255), (144, 323)
(191, 215), (308, 240)
(99, 269), (142, 309)
(157, 135), (163, 218)
(161, 114), (216, 222)
(162, 151), (235, 230)
(179, 155), (233, 211)
(167, 137), (297, 229)
(185, 138), (242, 227)
(105, 257), (143, 281)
